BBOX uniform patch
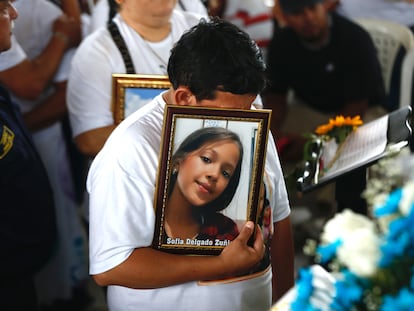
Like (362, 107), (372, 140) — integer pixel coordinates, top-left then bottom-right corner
(0, 125), (15, 159)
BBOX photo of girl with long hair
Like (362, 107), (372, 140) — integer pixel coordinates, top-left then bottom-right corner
(164, 127), (243, 244)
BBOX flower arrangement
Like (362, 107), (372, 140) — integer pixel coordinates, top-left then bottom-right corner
(314, 115), (363, 145)
(314, 115), (363, 170)
(279, 149), (414, 311)
(285, 115), (363, 191)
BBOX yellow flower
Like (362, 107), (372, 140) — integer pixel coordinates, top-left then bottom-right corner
(315, 123), (334, 135)
(336, 115), (363, 128)
(315, 115), (363, 136)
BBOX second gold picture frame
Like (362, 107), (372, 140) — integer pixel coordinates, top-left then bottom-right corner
(112, 74), (171, 124)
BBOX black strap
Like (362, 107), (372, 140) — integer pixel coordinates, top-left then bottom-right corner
(107, 20), (136, 74)
(177, 0), (187, 11)
(108, 0), (118, 21)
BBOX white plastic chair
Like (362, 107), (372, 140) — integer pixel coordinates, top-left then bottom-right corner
(400, 48), (414, 108)
(355, 18), (414, 109)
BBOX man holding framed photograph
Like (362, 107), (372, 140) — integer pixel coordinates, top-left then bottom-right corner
(87, 18), (294, 311)
(152, 106), (272, 256)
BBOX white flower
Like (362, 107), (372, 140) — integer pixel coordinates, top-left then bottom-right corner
(337, 228), (381, 277)
(400, 181), (414, 216)
(320, 209), (381, 277)
(320, 209), (375, 244)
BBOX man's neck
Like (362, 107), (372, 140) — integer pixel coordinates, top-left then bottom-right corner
(300, 14), (332, 50)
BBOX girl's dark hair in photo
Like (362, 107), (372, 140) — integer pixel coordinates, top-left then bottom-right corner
(169, 127), (243, 214)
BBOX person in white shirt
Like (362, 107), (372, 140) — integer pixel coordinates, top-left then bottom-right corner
(89, 0), (208, 33)
(208, 0), (274, 59)
(87, 18), (294, 311)
(67, 0), (204, 158)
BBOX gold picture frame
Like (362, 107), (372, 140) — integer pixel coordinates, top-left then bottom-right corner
(111, 74), (171, 124)
(152, 105), (272, 255)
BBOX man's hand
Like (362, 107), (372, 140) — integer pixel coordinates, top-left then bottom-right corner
(52, 14), (81, 49)
(218, 221), (265, 277)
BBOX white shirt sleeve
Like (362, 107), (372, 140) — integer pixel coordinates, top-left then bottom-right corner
(67, 29), (119, 137)
(265, 133), (291, 223)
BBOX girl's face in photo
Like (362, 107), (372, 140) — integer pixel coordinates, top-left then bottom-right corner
(176, 139), (240, 207)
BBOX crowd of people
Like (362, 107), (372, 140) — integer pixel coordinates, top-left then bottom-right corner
(1, 0), (413, 310)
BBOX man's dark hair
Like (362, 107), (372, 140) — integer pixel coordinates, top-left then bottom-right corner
(168, 17), (267, 101)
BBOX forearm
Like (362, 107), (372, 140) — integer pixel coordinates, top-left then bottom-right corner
(22, 82), (68, 132)
(93, 247), (229, 289)
(0, 36), (68, 100)
(60, 0), (81, 20)
(92, 222), (264, 289)
(271, 216), (295, 302)
(74, 125), (117, 157)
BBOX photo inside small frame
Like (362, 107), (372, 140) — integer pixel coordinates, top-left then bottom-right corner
(111, 74), (171, 124)
(153, 105), (271, 255)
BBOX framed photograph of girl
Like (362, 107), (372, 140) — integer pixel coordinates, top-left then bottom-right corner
(152, 105), (272, 255)
(111, 74), (171, 124)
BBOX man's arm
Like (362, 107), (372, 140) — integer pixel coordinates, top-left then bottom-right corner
(93, 222), (265, 288)
(74, 125), (117, 158)
(60, 0), (82, 19)
(271, 216), (295, 302)
(0, 15), (81, 100)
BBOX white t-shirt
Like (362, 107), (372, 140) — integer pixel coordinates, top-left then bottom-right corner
(87, 93), (291, 311)
(67, 11), (203, 137)
(337, 0), (414, 27)
(222, 0), (274, 59)
(89, 0), (208, 34)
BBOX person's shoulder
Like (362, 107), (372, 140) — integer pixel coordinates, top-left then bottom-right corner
(268, 26), (300, 58)
(332, 13), (372, 41)
(271, 26), (298, 46)
(72, 27), (114, 62)
(80, 26), (113, 48)
(89, 96), (165, 178)
(0, 85), (12, 106)
(109, 94), (165, 142)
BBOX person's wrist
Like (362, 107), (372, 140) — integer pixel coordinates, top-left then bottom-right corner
(53, 31), (70, 46)
(212, 255), (230, 279)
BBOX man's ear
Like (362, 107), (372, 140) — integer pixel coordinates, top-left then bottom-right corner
(174, 86), (197, 106)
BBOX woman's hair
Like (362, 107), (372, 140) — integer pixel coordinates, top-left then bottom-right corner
(168, 17), (267, 101)
(169, 127), (243, 213)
